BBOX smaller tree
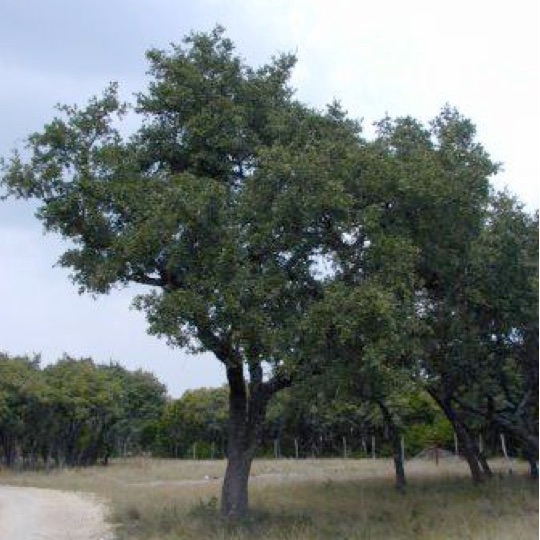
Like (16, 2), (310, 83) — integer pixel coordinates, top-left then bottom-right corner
(43, 356), (123, 466)
(156, 387), (228, 458)
(0, 353), (45, 467)
(451, 193), (538, 476)
(103, 364), (167, 457)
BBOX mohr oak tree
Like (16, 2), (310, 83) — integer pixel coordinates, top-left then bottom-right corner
(1, 27), (362, 517)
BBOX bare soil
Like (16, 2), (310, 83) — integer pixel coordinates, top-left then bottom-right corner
(0, 484), (113, 540)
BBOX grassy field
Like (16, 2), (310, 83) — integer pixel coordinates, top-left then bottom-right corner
(0, 457), (537, 539)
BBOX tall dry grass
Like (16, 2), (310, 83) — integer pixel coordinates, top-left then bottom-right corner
(0, 458), (537, 539)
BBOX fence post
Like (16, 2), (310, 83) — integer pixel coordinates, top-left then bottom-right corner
(371, 436), (376, 459)
(192, 442), (197, 460)
(453, 432), (459, 457)
(478, 434), (483, 454)
(274, 439), (280, 459)
(294, 438), (299, 460)
(500, 433), (513, 474)
(343, 436), (348, 459)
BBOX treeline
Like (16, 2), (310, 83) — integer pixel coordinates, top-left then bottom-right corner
(2, 349), (532, 473)
(1, 353), (452, 466)
(0, 353), (166, 468)
(156, 385), (454, 460)
(154, 378), (532, 466)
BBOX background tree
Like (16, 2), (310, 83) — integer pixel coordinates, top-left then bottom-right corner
(156, 386), (228, 458)
(0, 353), (45, 467)
(0, 353), (165, 468)
(104, 363), (167, 457)
(364, 110), (501, 483)
(42, 357), (122, 466)
(448, 193), (539, 476)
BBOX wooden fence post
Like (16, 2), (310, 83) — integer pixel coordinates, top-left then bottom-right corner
(371, 436), (376, 459)
(343, 436), (348, 459)
(500, 433), (513, 474)
(453, 432), (459, 457)
(294, 438), (299, 460)
(274, 439), (280, 459)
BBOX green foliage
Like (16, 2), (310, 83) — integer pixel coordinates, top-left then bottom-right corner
(0, 353), (166, 468)
(0, 27), (360, 403)
(449, 194), (539, 456)
(103, 364), (167, 455)
(401, 392), (454, 454)
(156, 386), (228, 458)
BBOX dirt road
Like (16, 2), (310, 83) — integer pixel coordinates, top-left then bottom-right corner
(0, 485), (113, 540)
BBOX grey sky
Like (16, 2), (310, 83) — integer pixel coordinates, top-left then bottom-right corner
(1, 0), (538, 397)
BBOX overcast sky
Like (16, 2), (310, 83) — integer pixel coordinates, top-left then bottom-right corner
(1, 0), (538, 397)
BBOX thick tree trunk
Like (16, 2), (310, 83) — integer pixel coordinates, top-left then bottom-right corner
(221, 364), (251, 519)
(221, 441), (253, 518)
(377, 401), (406, 491)
(454, 428), (484, 483)
(431, 392), (485, 484)
(220, 361), (276, 519)
(393, 442), (407, 492)
(462, 422), (492, 478)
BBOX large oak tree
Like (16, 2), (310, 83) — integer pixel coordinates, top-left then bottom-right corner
(1, 27), (362, 517)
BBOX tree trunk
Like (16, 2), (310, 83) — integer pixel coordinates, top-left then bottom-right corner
(524, 446), (539, 479)
(453, 425), (484, 483)
(527, 456), (539, 479)
(477, 449), (492, 477)
(462, 422), (491, 478)
(220, 361), (275, 519)
(221, 440), (252, 518)
(491, 413), (539, 457)
(377, 401), (406, 491)
(221, 364), (251, 519)
(454, 395), (538, 476)
(394, 444), (407, 491)
(431, 393), (485, 484)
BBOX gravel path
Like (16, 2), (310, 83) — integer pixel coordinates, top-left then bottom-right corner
(0, 485), (113, 540)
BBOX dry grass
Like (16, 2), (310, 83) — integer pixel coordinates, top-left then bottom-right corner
(0, 458), (537, 539)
